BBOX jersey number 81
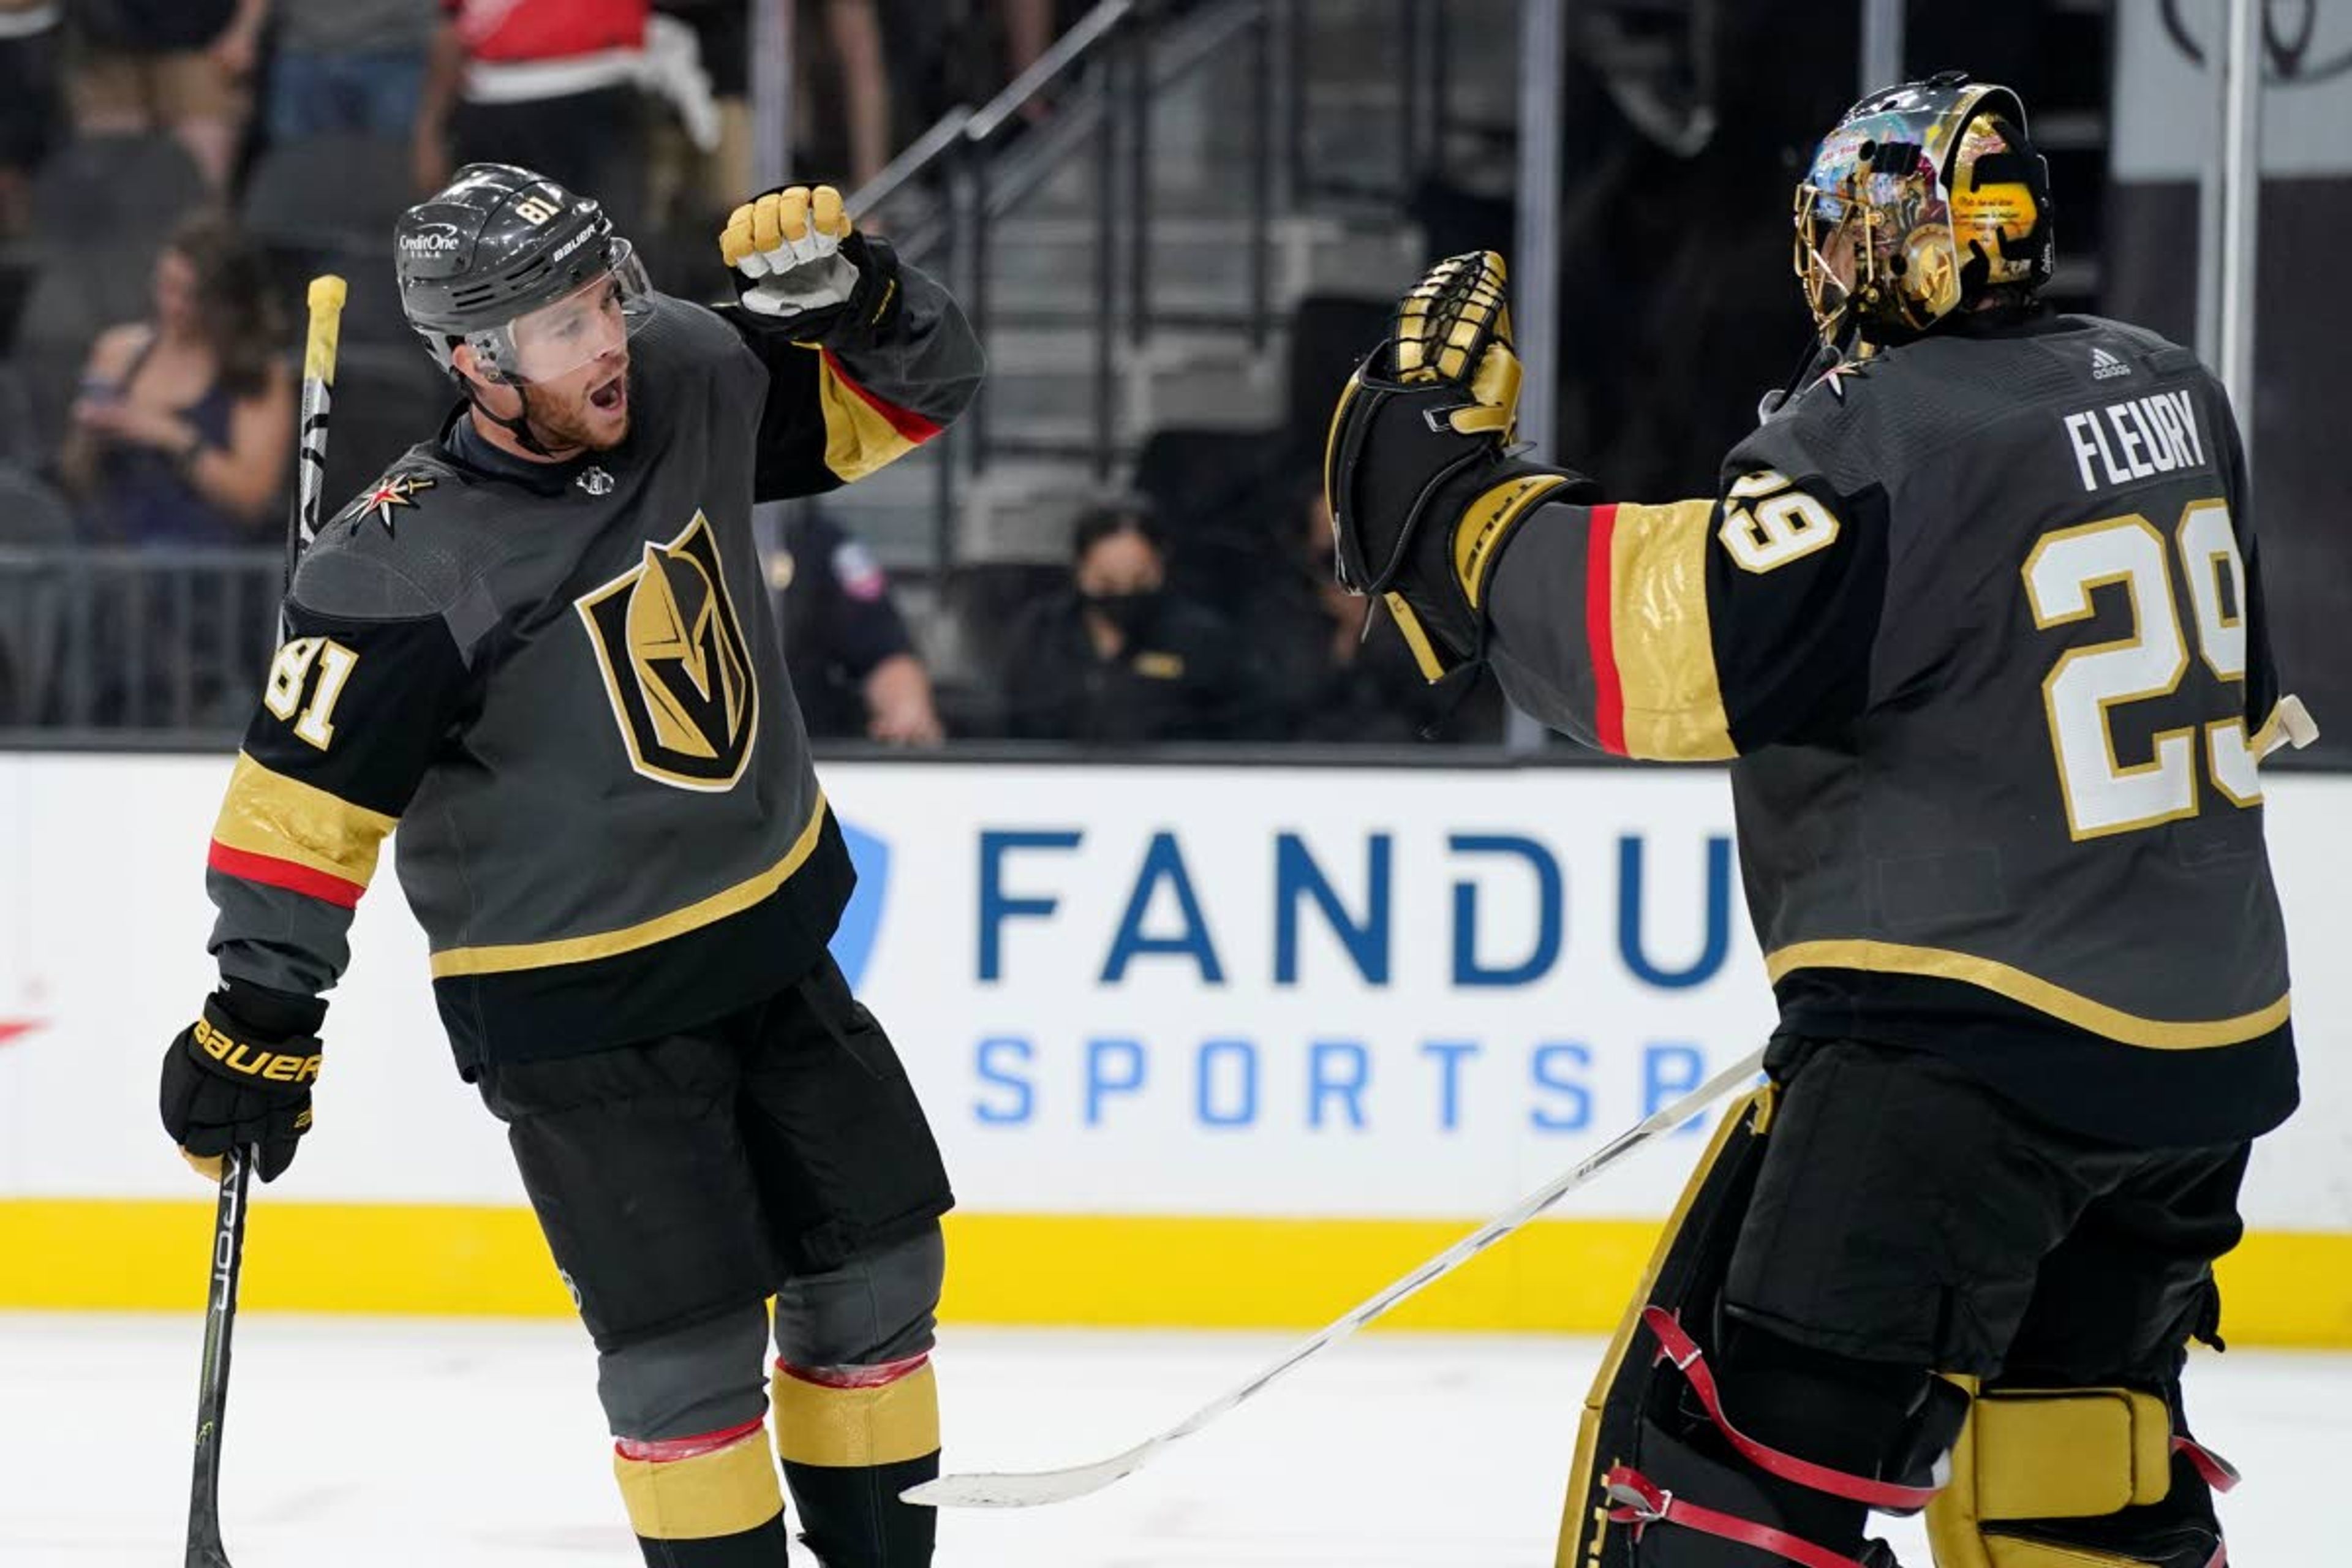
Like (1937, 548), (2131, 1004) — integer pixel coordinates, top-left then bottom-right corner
(2025, 499), (2256, 841)
(262, 636), (360, 751)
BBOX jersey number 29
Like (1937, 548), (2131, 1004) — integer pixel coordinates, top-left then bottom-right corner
(2024, 500), (2256, 841)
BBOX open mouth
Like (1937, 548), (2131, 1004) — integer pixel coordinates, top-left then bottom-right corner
(589, 373), (627, 413)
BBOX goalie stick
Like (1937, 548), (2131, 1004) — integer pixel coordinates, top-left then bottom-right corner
(185, 274), (345, 1568)
(903, 1044), (1770, 1509)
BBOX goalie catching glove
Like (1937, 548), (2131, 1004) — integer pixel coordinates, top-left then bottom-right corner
(721, 183), (903, 345)
(1324, 251), (1599, 682)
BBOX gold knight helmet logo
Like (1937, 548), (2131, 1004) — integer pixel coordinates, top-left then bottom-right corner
(575, 513), (760, 790)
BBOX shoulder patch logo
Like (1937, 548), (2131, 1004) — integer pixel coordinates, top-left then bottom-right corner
(359, 473), (435, 534)
(2091, 345), (2132, 381)
(575, 511), (761, 792)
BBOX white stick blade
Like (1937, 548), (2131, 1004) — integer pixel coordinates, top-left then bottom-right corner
(900, 1449), (1153, 1509)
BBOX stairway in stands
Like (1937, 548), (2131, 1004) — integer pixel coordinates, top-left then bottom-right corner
(818, 0), (1525, 579)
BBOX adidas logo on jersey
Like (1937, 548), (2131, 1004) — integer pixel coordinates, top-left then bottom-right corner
(2091, 347), (2132, 381)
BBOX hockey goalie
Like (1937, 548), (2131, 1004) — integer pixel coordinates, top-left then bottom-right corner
(1325, 72), (2302, 1568)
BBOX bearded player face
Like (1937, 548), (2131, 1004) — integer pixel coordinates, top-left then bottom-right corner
(461, 270), (635, 454)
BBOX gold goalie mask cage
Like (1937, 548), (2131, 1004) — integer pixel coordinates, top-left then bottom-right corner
(1793, 73), (2052, 346)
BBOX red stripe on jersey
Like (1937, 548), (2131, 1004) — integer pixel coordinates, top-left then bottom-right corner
(819, 349), (943, 445)
(1585, 503), (1627, 755)
(207, 841), (366, 910)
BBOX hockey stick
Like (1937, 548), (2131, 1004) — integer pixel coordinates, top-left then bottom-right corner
(184, 275), (347, 1568)
(184, 1147), (253, 1567)
(904, 1044), (1769, 1509)
(283, 275), (347, 611)
(2261, 693), (2318, 756)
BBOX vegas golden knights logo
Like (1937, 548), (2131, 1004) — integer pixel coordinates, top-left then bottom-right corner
(576, 512), (760, 791)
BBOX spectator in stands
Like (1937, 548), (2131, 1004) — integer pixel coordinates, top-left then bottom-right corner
(262, 0), (437, 142)
(1253, 484), (1461, 744)
(998, 499), (1254, 744)
(0, 2), (60, 235)
(996, 0), (1053, 122)
(639, 0), (745, 299)
(59, 209), (292, 543)
(64, 0), (262, 191)
(414, 0), (649, 233)
(770, 508), (944, 746)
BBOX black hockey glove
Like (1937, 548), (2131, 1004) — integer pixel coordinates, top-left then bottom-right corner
(1324, 251), (1599, 682)
(720, 184), (904, 346)
(160, 982), (326, 1184)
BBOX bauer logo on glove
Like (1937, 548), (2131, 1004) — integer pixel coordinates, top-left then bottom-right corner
(1324, 251), (1594, 682)
(721, 184), (902, 343)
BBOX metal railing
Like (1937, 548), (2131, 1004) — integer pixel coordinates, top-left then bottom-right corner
(840, 0), (1290, 567)
(0, 548), (277, 744)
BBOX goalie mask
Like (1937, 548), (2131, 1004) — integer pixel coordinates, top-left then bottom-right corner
(1793, 72), (2051, 347)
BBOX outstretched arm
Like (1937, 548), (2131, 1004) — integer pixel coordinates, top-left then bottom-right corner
(1325, 252), (1884, 758)
(1479, 470), (1886, 758)
(714, 185), (986, 499)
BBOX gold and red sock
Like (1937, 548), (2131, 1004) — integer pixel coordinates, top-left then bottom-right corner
(613, 1417), (789, 1566)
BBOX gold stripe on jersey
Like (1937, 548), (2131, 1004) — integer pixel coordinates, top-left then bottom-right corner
(815, 352), (927, 482)
(429, 793), (831, 978)
(1608, 499), (1736, 761)
(1765, 940), (2291, 1049)
(210, 752), (398, 888)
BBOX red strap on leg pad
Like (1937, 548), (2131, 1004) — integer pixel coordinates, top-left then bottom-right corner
(1642, 1306), (1942, 1512)
(1605, 1464), (1883, 1568)
(2172, 1435), (2240, 1494)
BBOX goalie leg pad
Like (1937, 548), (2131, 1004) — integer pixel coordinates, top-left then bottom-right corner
(1926, 1381), (2236, 1568)
(1558, 1089), (1966, 1567)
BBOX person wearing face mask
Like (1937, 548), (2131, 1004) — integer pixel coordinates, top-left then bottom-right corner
(996, 499), (1256, 742)
(1247, 481), (1488, 744)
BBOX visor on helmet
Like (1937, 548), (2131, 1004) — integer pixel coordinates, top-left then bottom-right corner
(459, 239), (654, 386)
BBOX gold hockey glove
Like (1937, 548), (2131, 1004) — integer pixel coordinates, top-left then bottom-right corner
(722, 184), (902, 343)
(1324, 251), (1597, 681)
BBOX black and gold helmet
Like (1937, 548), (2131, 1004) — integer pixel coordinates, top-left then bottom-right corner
(1793, 71), (2052, 346)
(396, 163), (652, 383)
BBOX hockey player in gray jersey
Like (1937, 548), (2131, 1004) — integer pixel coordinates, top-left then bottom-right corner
(156, 165), (981, 1566)
(1326, 75), (2296, 1568)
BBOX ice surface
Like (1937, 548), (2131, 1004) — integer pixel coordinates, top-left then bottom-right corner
(2, 1314), (2334, 1565)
